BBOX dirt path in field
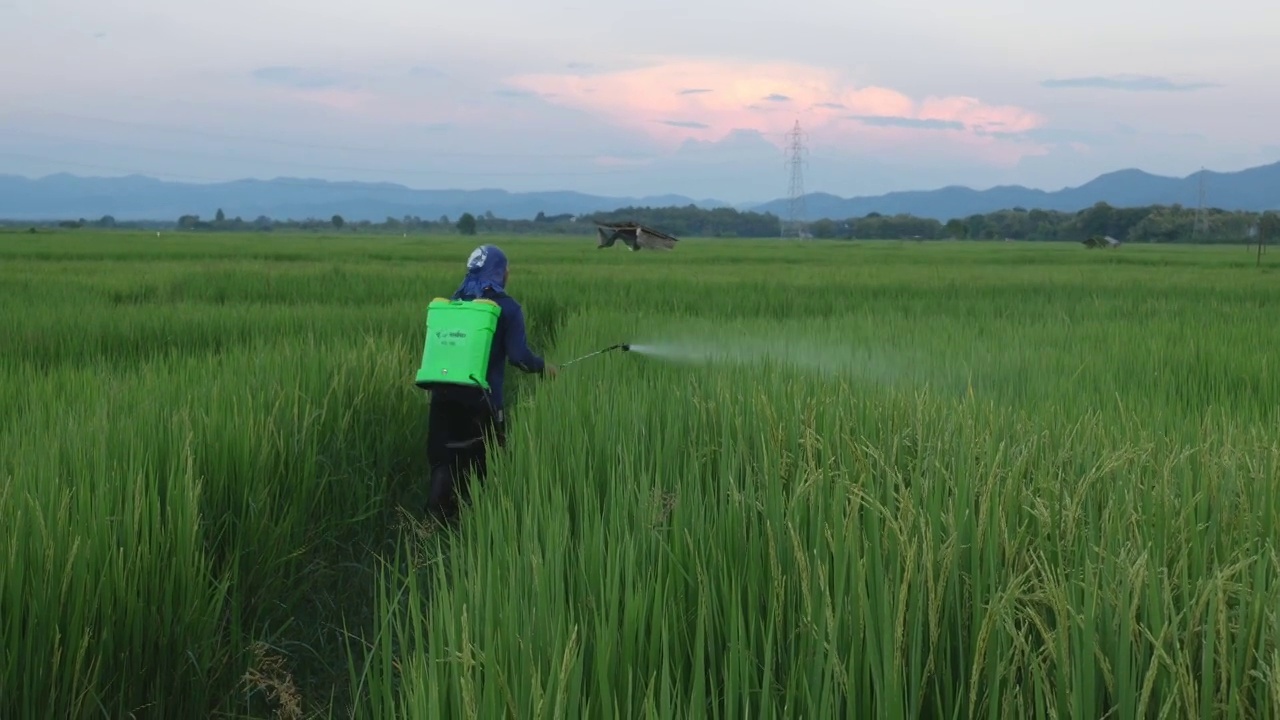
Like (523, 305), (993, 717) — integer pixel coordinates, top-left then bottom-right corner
(237, 490), (446, 719)
(238, 303), (569, 719)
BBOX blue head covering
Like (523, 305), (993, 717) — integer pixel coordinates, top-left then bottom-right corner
(453, 244), (508, 299)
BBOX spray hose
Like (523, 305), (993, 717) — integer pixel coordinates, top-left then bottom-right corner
(560, 343), (631, 368)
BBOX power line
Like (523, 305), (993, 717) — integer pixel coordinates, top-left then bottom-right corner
(784, 119), (808, 239)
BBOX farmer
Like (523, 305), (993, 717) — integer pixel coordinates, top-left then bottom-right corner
(426, 244), (557, 522)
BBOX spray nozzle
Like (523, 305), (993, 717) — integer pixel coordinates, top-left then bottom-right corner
(561, 342), (633, 368)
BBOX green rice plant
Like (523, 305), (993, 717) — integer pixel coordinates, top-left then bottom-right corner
(2, 231), (1278, 718)
(355, 257), (1280, 718)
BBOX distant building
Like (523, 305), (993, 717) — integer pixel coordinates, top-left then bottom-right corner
(595, 222), (679, 251)
(1082, 235), (1121, 249)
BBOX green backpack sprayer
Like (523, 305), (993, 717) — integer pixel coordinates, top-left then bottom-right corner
(415, 297), (502, 391)
(415, 297), (632, 391)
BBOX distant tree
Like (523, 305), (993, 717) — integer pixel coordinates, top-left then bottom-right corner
(331, 214), (345, 229)
(457, 212), (477, 235)
(810, 218), (837, 238)
(965, 214), (986, 239)
(110, 200), (1271, 244)
(215, 208), (226, 223)
(1259, 212), (1279, 262)
(1259, 212), (1280, 241)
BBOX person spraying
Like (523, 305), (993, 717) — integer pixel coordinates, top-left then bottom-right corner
(414, 244), (558, 522)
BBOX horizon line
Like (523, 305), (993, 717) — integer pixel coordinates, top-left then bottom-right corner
(3, 155), (1277, 205)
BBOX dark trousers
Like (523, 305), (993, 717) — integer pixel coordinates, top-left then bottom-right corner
(426, 386), (504, 521)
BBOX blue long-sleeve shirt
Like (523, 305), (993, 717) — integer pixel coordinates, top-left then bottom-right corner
(479, 293), (545, 411)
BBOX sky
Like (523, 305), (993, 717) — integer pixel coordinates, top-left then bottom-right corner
(0, 0), (1276, 203)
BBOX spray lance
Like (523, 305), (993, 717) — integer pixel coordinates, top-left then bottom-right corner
(559, 343), (631, 368)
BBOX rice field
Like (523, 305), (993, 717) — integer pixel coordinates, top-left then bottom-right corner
(3, 230), (1278, 719)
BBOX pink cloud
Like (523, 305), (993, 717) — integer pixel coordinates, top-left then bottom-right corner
(506, 59), (1048, 164)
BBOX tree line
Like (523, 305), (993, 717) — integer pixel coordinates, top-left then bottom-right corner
(804, 202), (1279, 245)
(6, 201), (1278, 244)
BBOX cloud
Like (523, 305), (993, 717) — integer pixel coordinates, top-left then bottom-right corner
(503, 59), (1047, 164)
(849, 115), (965, 131)
(408, 65), (445, 79)
(593, 154), (655, 167)
(973, 124), (1217, 167)
(977, 126), (1102, 143)
(493, 88), (540, 98)
(1040, 75), (1220, 92)
(679, 88), (713, 95)
(252, 66), (341, 89)
(276, 87), (378, 114)
(244, 67), (399, 120)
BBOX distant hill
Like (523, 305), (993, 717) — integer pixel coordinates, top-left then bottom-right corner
(0, 174), (733, 222)
(2, 159), (1278, 223)
(749, 161), (1280, 221)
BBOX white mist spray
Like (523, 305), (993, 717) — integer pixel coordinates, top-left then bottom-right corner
(625, 336), (909, 386)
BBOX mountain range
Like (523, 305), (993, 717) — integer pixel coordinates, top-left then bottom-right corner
(750, 161), (1280, 221)
(1, 160), (1277, 223)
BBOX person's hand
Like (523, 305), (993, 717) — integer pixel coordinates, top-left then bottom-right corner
(544, 364), (559, 379)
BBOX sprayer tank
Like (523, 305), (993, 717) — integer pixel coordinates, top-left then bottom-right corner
(415, 297), (501, 390)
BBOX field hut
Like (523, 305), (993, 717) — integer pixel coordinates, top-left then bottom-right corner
(595, 222), (679, 251)
(1082, 234), (1121, 249)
